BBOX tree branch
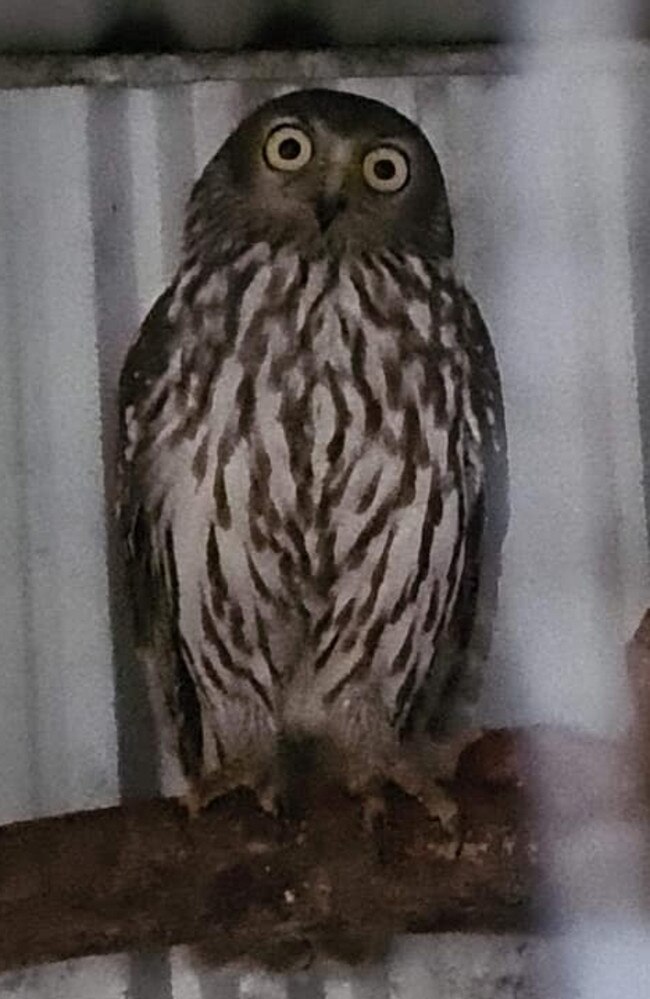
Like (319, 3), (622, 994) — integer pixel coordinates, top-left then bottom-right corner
(0, 722), (641, 972)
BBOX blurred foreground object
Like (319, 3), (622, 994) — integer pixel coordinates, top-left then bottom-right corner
(627, 610), (650, 793)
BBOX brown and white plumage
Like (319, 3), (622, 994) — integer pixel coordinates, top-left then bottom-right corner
(118, 89), (508, 812)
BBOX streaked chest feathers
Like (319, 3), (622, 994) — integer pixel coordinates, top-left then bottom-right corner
(129, 244), (481, 735)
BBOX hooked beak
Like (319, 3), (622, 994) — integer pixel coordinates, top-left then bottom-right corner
(314, 193), (347, 233)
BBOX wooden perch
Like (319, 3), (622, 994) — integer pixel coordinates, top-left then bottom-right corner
(0, 724), (642, 972)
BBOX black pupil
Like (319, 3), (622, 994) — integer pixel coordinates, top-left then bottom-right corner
(278, 136), (302, 160)
(374, 158), (397, 181)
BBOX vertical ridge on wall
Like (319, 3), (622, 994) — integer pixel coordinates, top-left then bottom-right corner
(0, 91), (38, 825)
(625, 67), (650, 551)
(88, 85), (179, 999)
(88, 86), (161, 802)
(153, 85), (197, 279)
(128, 88), (166, 311)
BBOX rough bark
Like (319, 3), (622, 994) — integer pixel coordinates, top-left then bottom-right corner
(0, 724), (641, 972)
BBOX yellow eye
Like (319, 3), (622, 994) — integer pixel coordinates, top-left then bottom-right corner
(264, 125), (313, 172)
(362, 146), (410, 193)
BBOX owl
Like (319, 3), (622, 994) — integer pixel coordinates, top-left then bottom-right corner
(118, 89), (508, 820)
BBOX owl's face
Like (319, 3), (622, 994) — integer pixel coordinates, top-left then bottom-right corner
(187, 89), (453, 260)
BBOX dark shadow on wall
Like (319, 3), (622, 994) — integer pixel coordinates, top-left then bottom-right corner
(6, 0), (650, 55)
(97, 12), (183, 53)
(2, 0), (512, 55)
(87, 88), (160, 802)
(97, 3), (333, 53)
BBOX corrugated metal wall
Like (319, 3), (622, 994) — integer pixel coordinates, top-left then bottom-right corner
(0, 48), (648, 997)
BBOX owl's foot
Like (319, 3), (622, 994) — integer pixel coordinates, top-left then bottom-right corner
(182, 783), (205, 819)
(351, 770), (455, 839)
(383, 729), (483, 835)
(359, 784), (388, 836)
(356, 770), (457, 856)
(387, 763), (458, 835)
(181, 762), (279, 818)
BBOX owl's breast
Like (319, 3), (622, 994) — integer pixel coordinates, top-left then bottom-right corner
(205, 254), (466, 598)
(150, 249), (469, 563)
(132, 248), (477, 722)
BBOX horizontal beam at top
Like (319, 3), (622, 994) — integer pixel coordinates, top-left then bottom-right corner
(1, 40), (649, 90)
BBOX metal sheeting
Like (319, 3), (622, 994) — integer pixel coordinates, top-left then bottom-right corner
(0, 55), (648, 997)
(0, 936), (548, 999)
(0, 88), (117, 823)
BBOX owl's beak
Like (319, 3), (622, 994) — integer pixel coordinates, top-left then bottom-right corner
(314, 193), (347, 233)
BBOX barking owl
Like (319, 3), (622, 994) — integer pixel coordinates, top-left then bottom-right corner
(118, 89), (508, 816)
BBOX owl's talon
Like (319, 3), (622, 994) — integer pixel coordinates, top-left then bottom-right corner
(180, 784), (204, 819)
(425, 728), (486, 781)
(257, 782), (281, 818)
(386, 750), (461, 837)
(416, 782), (459, 835)
(360, 789), (387, 836)
(180, 766), (278, 819)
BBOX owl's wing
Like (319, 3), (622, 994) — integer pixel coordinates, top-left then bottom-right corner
(418, 285), (509, 736)
(117, 287), (203, 778)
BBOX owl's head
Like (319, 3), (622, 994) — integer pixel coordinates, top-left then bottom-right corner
(186, 89), (453, 260)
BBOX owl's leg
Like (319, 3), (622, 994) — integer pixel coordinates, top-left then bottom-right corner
(183, 761), (279, 818)
(353, 748), (461, 837)
(321, 685), (472, 836)
(180, 688), (280, 817)
(378, 727), (485, 836)
(312, 683), (397, 831)
(382, 735), (475, 834)
(352, 758), (458, 836)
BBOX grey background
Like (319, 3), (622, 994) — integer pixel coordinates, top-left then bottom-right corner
(0, 42), (648, 999)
